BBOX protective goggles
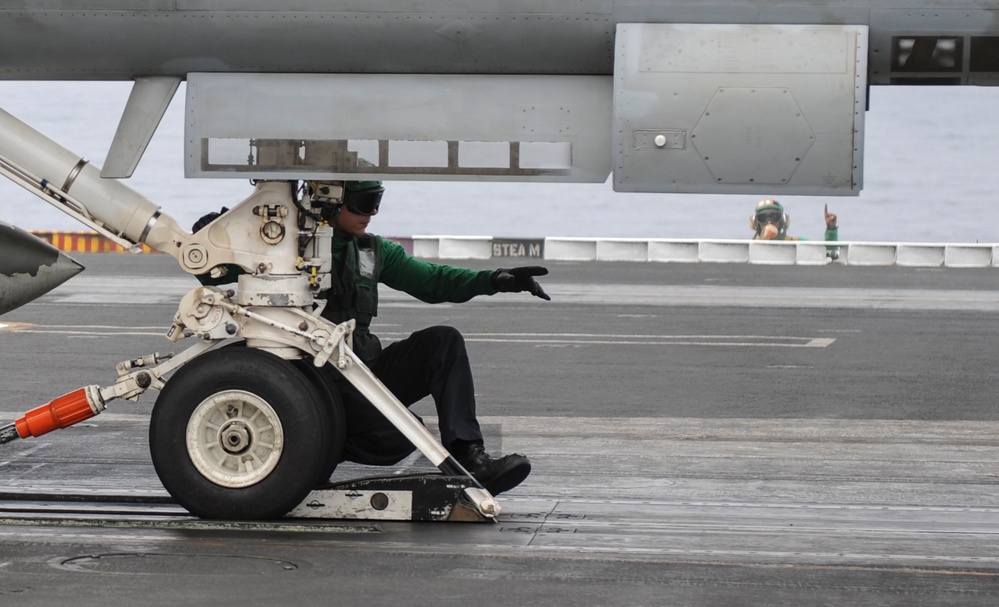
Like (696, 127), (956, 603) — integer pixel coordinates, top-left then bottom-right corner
(755, 210), (783, 225)
(343, 186), (384, 216)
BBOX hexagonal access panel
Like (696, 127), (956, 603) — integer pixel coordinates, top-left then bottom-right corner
(690, 87), (815, 186)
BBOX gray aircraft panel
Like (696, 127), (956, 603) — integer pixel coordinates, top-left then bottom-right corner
(2, 1), (997, 195)
(185, 73), (613, 182)
(0, 1), (996, 84)
(613, 23), (867, 195)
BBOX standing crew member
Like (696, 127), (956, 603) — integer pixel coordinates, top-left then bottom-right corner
(750, 199), (840, 258)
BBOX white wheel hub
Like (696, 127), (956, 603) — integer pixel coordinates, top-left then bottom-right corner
(186, 390), (284, 488)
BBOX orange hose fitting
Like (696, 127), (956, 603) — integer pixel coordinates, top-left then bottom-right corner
(14, 386), (102, 439)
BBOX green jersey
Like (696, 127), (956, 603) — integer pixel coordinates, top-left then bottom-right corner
(320, 233), (497, 362)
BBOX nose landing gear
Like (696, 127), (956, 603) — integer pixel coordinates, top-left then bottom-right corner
(149, 347), (343, 520)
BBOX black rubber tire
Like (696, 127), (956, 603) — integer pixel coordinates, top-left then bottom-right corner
(149, 347), (331, 520)
(292, 359), (346, 482)
(219, 342), (346, 483)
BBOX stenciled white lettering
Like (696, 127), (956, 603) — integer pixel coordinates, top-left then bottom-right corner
(493, 241), (542, 258)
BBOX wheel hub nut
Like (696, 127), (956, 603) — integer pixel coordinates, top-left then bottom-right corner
(220, 421), (251, 454)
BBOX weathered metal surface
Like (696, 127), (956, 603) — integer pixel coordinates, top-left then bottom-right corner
(0, 220), (83, 315)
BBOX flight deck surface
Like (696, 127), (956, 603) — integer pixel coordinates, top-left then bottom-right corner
(1, 254), (997, 606)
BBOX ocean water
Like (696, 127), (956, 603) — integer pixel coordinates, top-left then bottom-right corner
(1, 82), (998, 243)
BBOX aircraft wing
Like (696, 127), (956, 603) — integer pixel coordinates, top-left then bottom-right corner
(0, 2), (997, 196)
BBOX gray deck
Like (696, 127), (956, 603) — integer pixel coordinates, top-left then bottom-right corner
(1, 254), (997, 606)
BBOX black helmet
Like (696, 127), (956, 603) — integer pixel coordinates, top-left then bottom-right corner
(343, 180), (384, 216)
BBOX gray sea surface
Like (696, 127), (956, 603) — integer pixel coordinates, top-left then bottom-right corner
(0, 82), (997, 243)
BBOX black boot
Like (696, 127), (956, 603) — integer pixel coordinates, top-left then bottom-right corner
(453, 442), (531, 496)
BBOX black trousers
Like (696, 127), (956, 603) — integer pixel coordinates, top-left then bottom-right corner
(328, 325), (484, 466)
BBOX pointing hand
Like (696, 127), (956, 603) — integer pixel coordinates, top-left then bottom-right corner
(492, 266), (551, 301)
(824, 203), (838, 230)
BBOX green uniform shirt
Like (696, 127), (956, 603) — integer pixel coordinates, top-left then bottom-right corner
(320, 232), (497, 362)
(800, 227), (840, 248)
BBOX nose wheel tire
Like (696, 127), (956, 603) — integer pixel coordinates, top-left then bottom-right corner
(150, 347), (337, 520)
(293, 360), (345, 483)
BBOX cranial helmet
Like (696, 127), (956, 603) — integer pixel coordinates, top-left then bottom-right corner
(343, 179), (384, 216)
(749, 199), (790, 239)
(306, 175), (384, 217)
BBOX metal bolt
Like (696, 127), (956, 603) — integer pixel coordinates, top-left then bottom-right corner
(370, 493), (389, 511)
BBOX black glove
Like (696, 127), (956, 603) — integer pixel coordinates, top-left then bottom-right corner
(492, 266), (551, 301)
(192, 207), (229, 232)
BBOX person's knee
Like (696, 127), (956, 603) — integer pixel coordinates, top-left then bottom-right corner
(423, 325), (466, 352)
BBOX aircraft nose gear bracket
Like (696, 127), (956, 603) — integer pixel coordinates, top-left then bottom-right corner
(291, 474), (498, 522)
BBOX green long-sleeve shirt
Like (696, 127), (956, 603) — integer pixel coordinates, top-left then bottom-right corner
(320, 233), (497, 362)
(810, 227), (840, 252)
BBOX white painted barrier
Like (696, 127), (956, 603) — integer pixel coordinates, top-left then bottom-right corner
(846, 243), (897, 266)
(896, 244), (945, 267)
(944, 245), (995, 268)
(749, 241), (798, 265)
(436, 236), (492, 260)
(595, 238), (648, 262)
(697, 240), (747, 263)
(544, 238), (597, 261)
(412, 236), (440, 259)
(796, 242), (833, 266)
(407, 237), (999, 268)
(648, 240), (700, 263)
